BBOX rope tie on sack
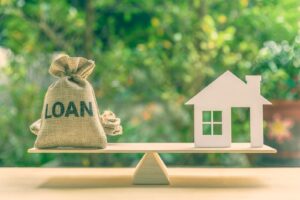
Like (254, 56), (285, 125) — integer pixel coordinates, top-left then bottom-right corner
(65, 69), (83, 83)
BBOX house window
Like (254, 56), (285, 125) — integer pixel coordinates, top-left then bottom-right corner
(202, 111), (222, 135)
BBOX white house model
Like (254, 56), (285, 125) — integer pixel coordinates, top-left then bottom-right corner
(186, 71), (271, 148)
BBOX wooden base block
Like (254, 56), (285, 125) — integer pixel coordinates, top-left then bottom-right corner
(133, 152), (170, 185)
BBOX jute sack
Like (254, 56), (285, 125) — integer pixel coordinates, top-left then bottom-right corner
(30, 55), (119, 149)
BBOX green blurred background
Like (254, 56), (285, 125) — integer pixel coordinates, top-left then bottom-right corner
(0, 0), (300, 167)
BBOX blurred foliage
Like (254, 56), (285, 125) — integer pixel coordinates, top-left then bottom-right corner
(253, 37), (300, 99)
(0, 0), (299, 167)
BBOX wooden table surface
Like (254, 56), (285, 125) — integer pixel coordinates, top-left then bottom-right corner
(0, 167), (299, 200)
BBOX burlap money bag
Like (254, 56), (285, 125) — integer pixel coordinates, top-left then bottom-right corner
(32, 55), (107, 148)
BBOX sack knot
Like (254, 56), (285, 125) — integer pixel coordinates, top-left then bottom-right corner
(49, 55), (95, 79)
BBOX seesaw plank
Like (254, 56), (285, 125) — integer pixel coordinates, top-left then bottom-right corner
(28, 143), (276, 154)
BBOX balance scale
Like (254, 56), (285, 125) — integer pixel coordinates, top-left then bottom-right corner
(28, 143), (276, 185)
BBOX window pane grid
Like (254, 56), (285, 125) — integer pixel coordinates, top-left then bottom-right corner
(202, 110), (222, 136)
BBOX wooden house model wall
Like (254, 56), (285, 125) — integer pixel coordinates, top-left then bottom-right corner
(186, 71), (271, 148)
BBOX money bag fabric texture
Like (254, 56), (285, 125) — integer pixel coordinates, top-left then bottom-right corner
(31, 55), (107, 148)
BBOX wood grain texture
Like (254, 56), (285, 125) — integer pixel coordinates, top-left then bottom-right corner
(28, 143), (276, 153)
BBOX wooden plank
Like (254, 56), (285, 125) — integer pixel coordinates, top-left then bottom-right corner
(28, 143), (276, 154)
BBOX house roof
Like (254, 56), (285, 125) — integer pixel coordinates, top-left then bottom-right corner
(186, 71), (271, 106)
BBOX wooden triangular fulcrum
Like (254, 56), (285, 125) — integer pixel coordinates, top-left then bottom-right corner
(133, 152), (170, 185)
